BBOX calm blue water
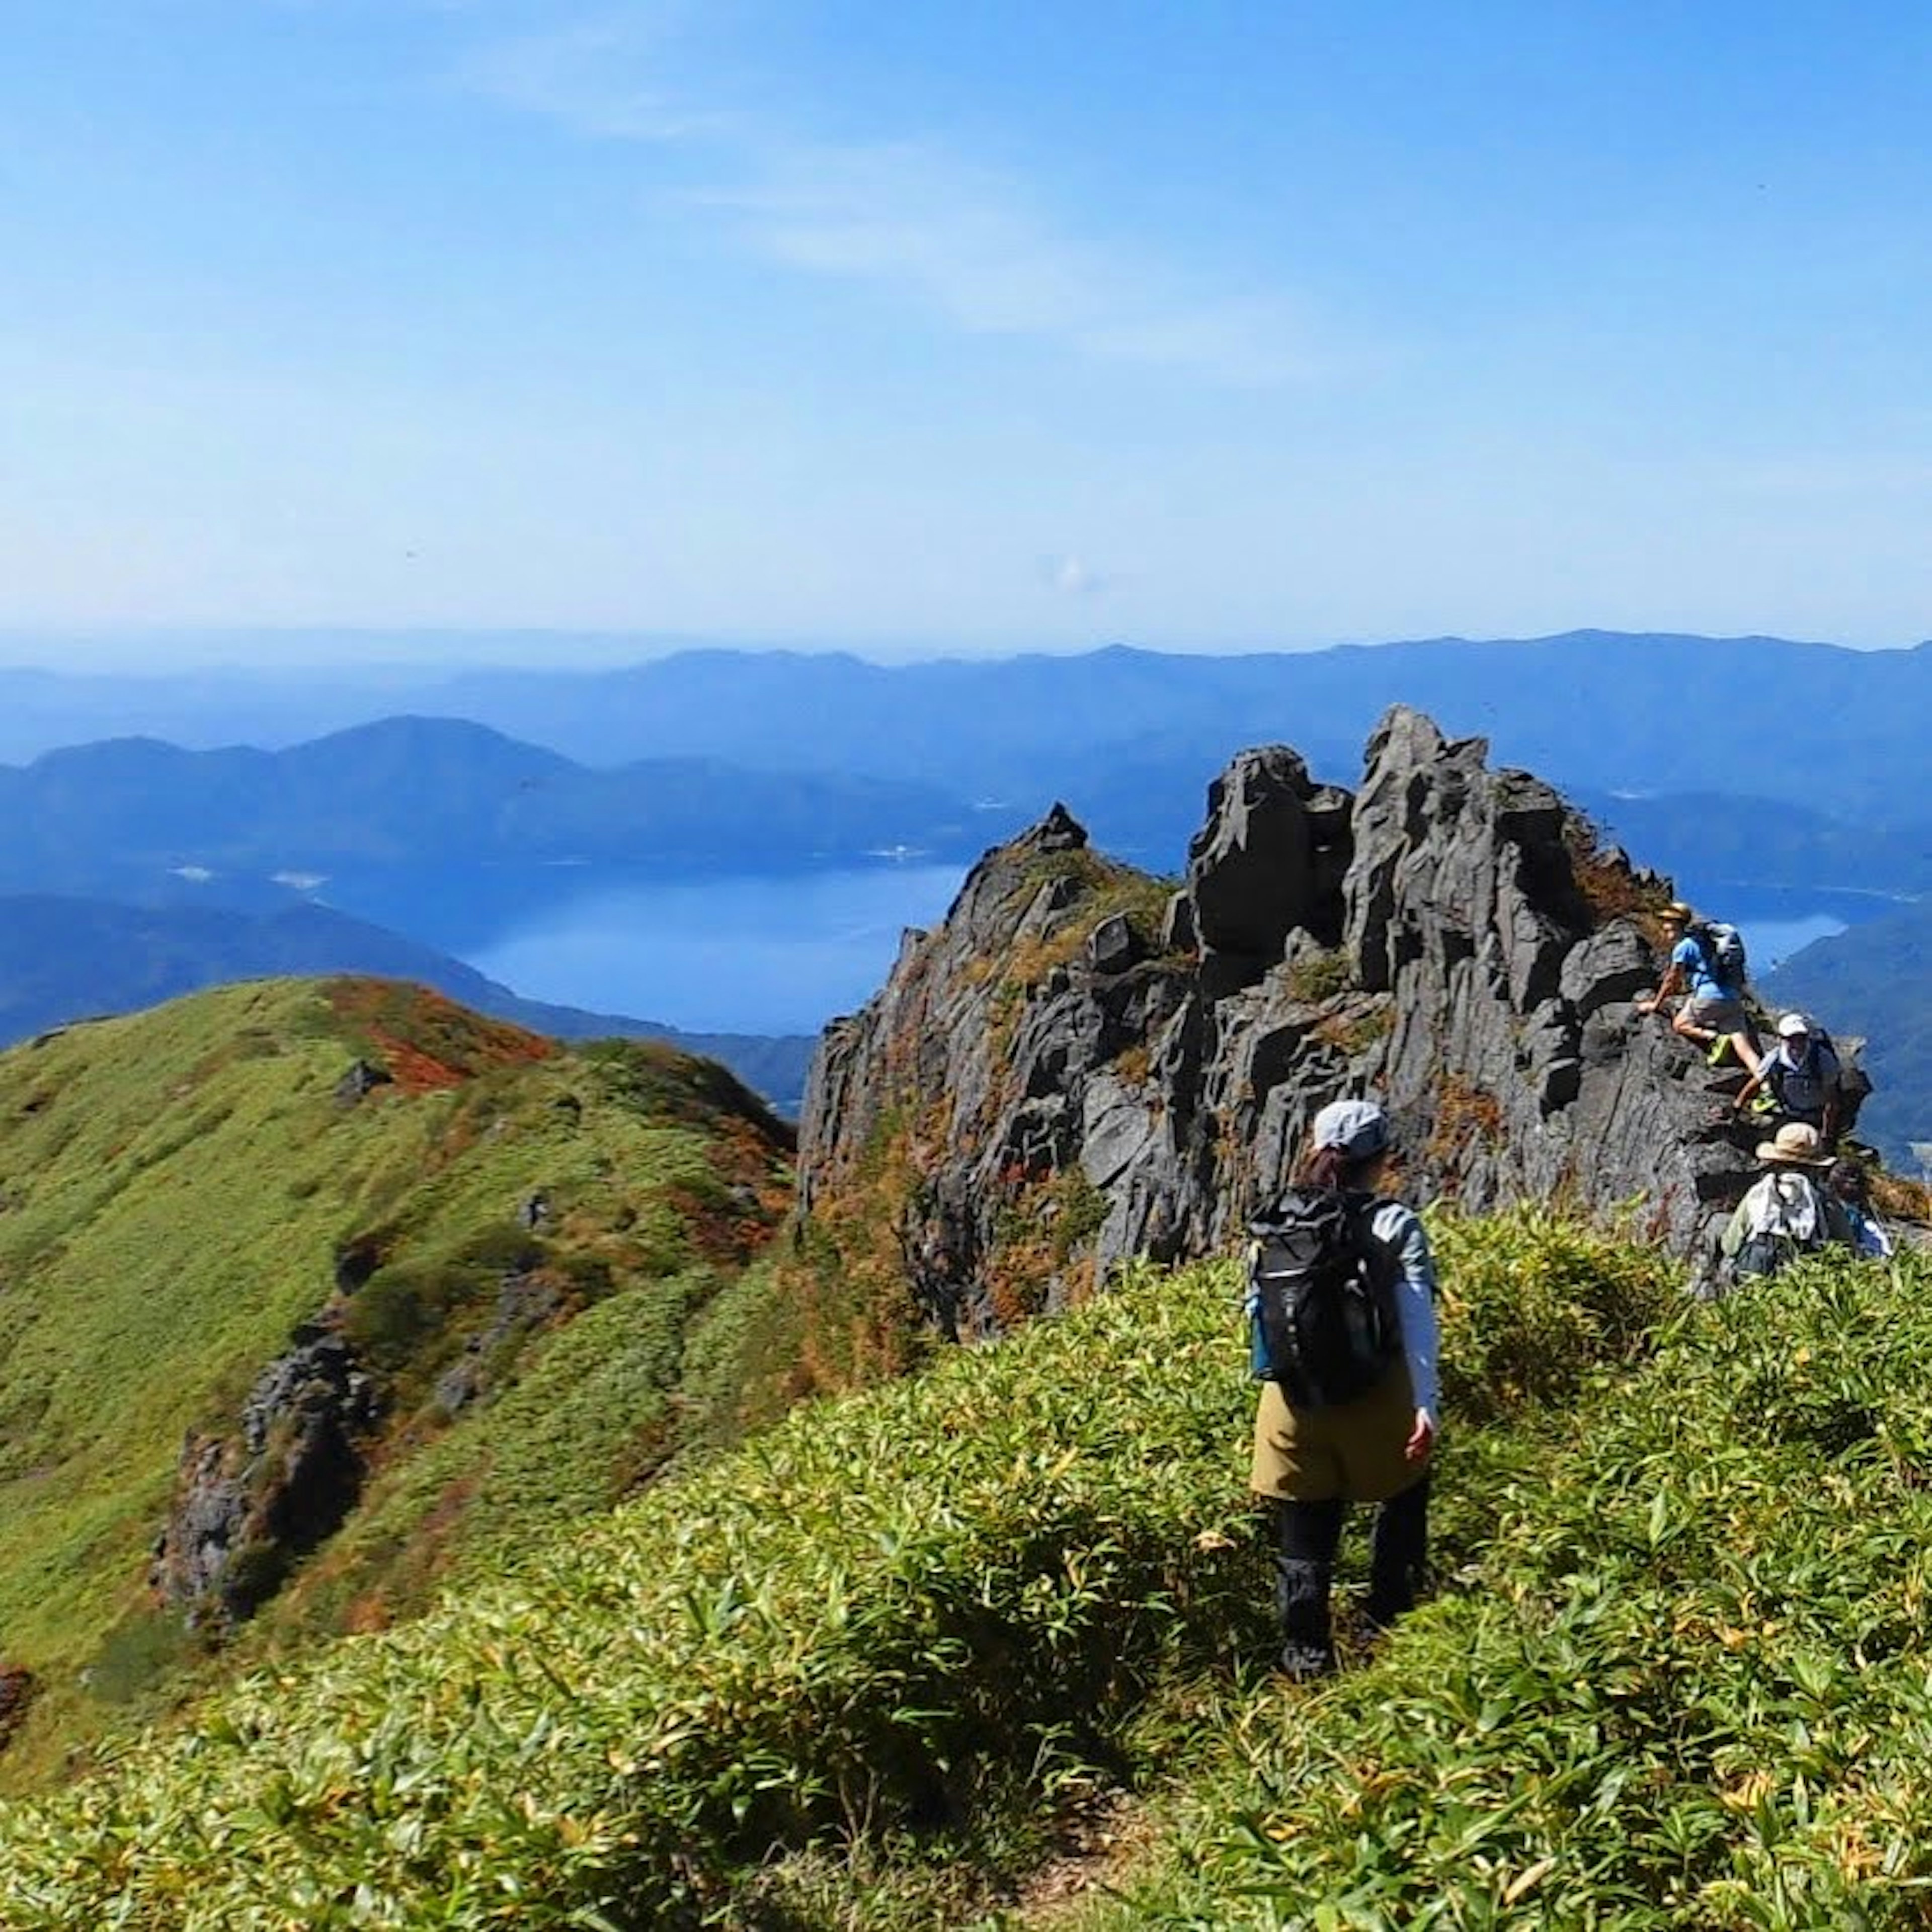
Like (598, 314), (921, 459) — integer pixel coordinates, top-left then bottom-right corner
(463, 864), (969, 1035)
(1735, 912), (1849, 974)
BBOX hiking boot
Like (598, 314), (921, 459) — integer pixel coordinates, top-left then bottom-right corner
(1707, 1036), (1734, 1067)
(1277, 1640), (1336, 1683)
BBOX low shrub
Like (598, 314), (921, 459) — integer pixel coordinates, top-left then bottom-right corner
(1106, 1247), (1932, 1928)
(16, 1202), (1913, 1923)
(1284, 948), (1353, 1004)
(86, 1612), (200, 1709)
(0, 1257), (1259, 1926)
(336, 1258), (470, 1371)
(1430, 1204), (1680, 1424)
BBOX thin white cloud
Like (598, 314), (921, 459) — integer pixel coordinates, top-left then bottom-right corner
(455, 17), (732, 142)
(1041, 553), (1110, 597)
(683, 143), (1319, 387)
(450, 16), (1326, 387)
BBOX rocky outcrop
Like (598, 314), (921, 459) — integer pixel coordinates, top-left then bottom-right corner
(151, 1330), (381, 1624)
(334, 1058), (393, 1107)
(432, 1271), (564, 1416)
(799, 706), (1775, 1338)
(0, 1664), (33, 1751)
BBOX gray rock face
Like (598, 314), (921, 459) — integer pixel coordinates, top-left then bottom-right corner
(334, 1059), (394, 1107)
(151, 1331), (381, 1624)
(433, 1272), (564, 1416)
(800, 706), (1778, 1337)
(1187, 746), (1352, 972)
(0, 1664), (33, 1752)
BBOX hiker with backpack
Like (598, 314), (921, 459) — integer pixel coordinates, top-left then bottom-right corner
(1248, 1098), (1438, 1682)
(1733, 1012), (1845, 1145)
(1828, 1159), (1894, 1259)
(1718, 1121), (1857, 1284)
(1636, 901), (1760, 1072)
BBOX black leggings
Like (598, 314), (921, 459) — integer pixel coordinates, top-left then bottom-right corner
(1275, 1473), (1430, 1654)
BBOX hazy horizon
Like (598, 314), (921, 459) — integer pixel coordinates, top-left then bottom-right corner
(1, 621), (1925, 680)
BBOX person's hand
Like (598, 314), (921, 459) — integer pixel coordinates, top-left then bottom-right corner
(1404, 1409), (1436, 1464)
(1635, 997), (1655, 1016)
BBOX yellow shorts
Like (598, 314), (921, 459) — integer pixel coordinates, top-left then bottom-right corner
(1250, 1361), (1422, 1504)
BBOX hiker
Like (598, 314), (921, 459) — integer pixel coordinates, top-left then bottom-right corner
(1734, 1012), (1845, 1145)
(1636, 901), (1759, 1071)
(1250, 1099), (1438, 1682)
(1829, 1159), (1894, 1259)
(1718, 1121), (1857, 1284)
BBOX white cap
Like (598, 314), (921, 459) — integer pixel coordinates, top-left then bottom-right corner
(1777, 1012), (1811, 1038)
(1312, 1098), (1391, 1158)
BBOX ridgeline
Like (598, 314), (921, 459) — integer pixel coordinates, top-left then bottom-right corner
(0, 976), (794, 1786)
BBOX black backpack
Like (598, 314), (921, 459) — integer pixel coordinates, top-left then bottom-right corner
(1246, 1189), (1401, 1409)
(1691, 920), (1748, 987)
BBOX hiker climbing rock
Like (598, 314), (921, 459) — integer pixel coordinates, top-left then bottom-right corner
(1248, 1099), (1438, 1682)
(1733, 1012), (1845, 1145)
(1718, 1121), (1857, 1285)
(1635, 901), (1759, 1072)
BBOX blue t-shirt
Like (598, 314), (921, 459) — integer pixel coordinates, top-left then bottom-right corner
(1671, 933), (1734, 1000)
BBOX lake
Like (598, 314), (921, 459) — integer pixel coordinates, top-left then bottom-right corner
(461, 864), (970, 1035)
(1733, 912), (1849, 976)
(442, 866), (1863, 1040)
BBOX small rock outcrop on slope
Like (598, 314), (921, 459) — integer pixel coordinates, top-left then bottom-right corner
(151, 1331), (381, 1624)
(799, 706), (1772, 1339)
(0, 1665), (34, 1751)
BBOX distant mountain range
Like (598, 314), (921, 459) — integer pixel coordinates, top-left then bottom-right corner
(0, 894), (815, 1112)
(5, 630), (1927, 828)
(6, 637), (1931, 895)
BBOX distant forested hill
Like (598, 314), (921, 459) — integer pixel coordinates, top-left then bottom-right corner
(0, 895), (814, 1112)
(0, 717), (1014, 899)
(1763, 905), (1932, 1168)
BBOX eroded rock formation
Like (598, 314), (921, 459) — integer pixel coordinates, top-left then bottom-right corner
(151, 1330), (381, 1624)
(800, 706), (1772, 1338)
(0, 1664), (34, 1752)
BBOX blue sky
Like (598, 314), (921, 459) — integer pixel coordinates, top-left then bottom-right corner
(4, 1), (1930, 664)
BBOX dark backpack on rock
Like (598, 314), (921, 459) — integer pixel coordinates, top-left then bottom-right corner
(1246, 1189), (1400, 1409)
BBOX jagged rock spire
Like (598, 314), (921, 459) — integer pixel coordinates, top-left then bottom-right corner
(799, 707), (1764, 1338)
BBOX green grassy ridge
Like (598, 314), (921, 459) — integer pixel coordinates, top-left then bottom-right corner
(0, 1210), (1680, 1927)
(1089, 1251), (1932, 1929)
(264, 1257), (754, 1641)
(0, 978), (792, 1785)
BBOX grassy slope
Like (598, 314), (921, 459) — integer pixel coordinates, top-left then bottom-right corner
(0, 1207), (1721, 1928)
(0, 977), (794, 1785)
(1096, 1255), (1932, 1929)
(4, 1130), (1930, 1925)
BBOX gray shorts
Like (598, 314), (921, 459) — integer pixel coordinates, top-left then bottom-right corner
(1685, 994), (1747, 1032)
